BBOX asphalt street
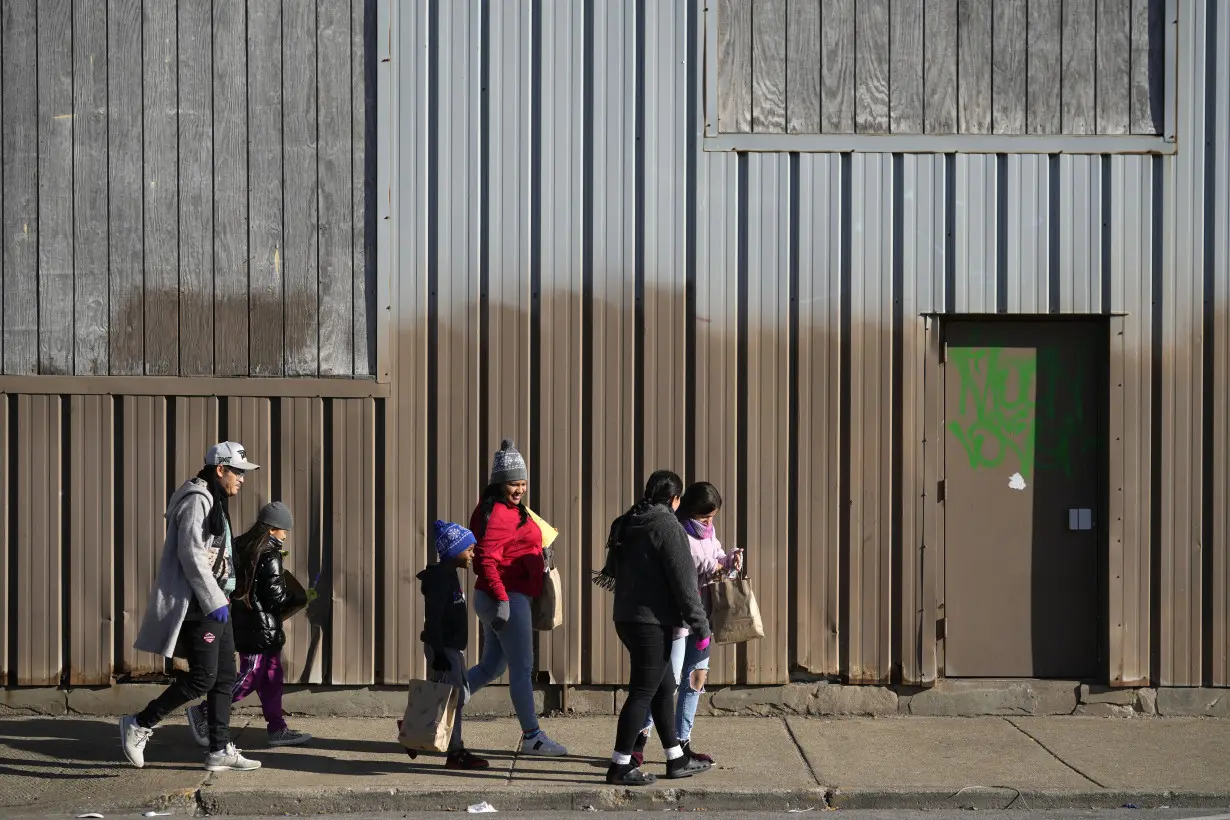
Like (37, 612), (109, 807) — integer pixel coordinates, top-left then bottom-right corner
(10, 811), (1230, 820)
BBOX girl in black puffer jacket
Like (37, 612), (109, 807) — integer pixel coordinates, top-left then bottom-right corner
(186, 502), (312, 748)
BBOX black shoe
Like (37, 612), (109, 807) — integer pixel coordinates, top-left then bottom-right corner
(666, 754), (712, 779)
(606, 762), (657, 786)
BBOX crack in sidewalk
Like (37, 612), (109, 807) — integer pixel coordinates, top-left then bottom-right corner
(1005, 717), (1107, 788)
(783, 717), (825, 789)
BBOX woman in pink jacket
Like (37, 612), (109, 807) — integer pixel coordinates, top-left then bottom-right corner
(632, 482), (741, 766)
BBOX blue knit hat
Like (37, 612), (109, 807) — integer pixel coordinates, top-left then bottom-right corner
(434, 520), (476, 563)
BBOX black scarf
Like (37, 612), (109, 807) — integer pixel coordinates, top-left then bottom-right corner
(194, 468), (232, 540)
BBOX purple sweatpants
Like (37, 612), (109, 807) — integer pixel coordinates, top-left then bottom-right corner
(232, 652), (287, 733)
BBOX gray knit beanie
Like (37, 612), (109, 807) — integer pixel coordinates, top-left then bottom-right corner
(489, 438), (529, 486)
(258, 501), (294, 531)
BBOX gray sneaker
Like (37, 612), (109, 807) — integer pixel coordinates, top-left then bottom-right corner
(186, 703), (209, 748)
(205, 743), (262, 772)
(119, 715), (153, 768)
(268, 727), (312, 747)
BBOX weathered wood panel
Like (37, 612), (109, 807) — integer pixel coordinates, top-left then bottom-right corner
(1061, 0), (1098, 134)
(820, 0), (856, 133)
(108, 0), (145, 375)
(957, 0), (992, 134)
(717, 0), (752, 133)
(319, 0), (355, 376)
(752, 0), (787, 132)
(178, 0), (214, 376)
(143, 0), (179, 376)
(39, 0), (75, 375)
(1098, 0), (1132, 134)
(786, 0), (821, 133)
(923, 0), (958, 133)
(249, 0), (285, 376)
(352, 0), (372, 376)
(69, 395), (115, 684)
(1130, 0), (1165, 134)
(992, 0), (1027, 134)
(855, 0), (890, 133)
(213, 0), (250, 376)
(1027, 0), (1063, 134)
(2, 0), (39, 375)
(285, 0), (320, 377)
(889, 0), (924, 134)
(17, 395), (63, 684)
(74, 0), (109, 375)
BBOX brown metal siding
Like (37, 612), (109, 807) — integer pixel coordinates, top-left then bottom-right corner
(224, 398), (273, 532)
(69, 395), (115, 684)
(330, 399), (376, 684)
(280, 398), (324, 685)
(17, 395), (62, 684)
(121, 396), (168, 677)
(0, 396), (8, 681)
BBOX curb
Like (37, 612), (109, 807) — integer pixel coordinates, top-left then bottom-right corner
(827, 788), (1230, 811)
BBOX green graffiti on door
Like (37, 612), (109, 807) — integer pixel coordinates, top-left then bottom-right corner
(947, 346), (1089, 481)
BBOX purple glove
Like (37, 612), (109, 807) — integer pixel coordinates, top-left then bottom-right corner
(206, 605), (229, 623)
(696, 636), (711, 651)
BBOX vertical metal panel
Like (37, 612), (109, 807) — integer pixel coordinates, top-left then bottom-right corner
(587, 0), (636, 685)
(847, 153), (894, 683)
(330, 398), (376, 684)
(16, 395), (62, 684)
(69, 395), (115, 684)
(224, 398), (273, 533)
(1058, 155), (1104, 313)
(1004, 154), (1051, 313)
(744, 154), (791, 683)
(795, 153), (842, 676)
(1213, 2), (1230, 686)
(280, 398), (324, 685)
(1158, 1), (1205, 687)
(172, 397), (218, 486)
(121, 396), (168, 677)
(954, 155), (998, 313)
(379, 0), (429, 684)
(642, 0), (687, 473)
(0, 396), (9, 680)
(694, 148), (740, 685)
(900, 154), (945, 684)
(536, 0), (584, 685)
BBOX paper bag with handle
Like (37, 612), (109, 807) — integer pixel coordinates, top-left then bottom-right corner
(397, 678), (458, 753)
(709, 574), (765, 645)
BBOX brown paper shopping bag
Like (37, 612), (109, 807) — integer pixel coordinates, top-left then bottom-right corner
(397, 678), (458, 753)
(710, 576), (765, 645)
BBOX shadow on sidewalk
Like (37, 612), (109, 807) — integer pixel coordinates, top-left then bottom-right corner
(0, 717), (201, 773)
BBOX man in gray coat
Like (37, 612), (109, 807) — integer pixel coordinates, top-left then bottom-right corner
(120, 442), (263, 772)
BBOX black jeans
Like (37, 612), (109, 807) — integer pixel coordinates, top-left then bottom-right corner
(613, 622), (679, 756)
(137, 615), (236, 752)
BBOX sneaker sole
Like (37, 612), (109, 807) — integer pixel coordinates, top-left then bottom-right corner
(119, 722), (145, 769)
(667, 764), (712, 780)
(205, 763), (262, 772)
(268, 736), (312, 747)
(523, 746), (568, 756)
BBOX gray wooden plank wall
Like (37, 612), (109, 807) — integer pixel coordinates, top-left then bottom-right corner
(0, 0), (373, 377)
(715, 0), (1166, 136)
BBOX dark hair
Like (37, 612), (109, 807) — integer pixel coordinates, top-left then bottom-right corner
(233, 521), (279, 607)
(591, 469), (686, 593)
(641, 469), (684, 508)
(475, 482), (530, 540)
(194, 466), (232, 539)
(679, 481), (723, 518)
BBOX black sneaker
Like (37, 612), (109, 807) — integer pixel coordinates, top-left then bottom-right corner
(606, 762), (657, 786)
(681, 738), (714, 764)
(666, 754), (712, 779)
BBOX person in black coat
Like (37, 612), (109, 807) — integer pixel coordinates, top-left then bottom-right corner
(186, 502), (313, 748)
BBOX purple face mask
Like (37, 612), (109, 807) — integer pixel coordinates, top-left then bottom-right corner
(684, 518), (715, 539)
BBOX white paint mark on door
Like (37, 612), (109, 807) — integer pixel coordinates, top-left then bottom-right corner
(1008, 472), (1027, 491)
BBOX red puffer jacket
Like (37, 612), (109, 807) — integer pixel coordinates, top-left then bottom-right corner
(469, 500), (544, 601)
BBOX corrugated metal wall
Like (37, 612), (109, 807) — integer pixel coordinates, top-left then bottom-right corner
(0, 0), (1227, 690)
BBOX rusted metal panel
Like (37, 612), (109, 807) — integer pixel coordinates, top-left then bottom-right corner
(0, 395), (8, 681)
(329, 398), (376, 684)
(695, 150), (740, 685)
(16, 394), (62, 684)
(1158, 3), (1205, 687)
(1108, 155), (1153, 686)
(586, 0), (635, 686)
(795, 153), (841, 677)
(377, 0), (429, 686)
(280, 397), (324, 685)
(535, 0), (584, 685)
(223, 397), (273, 532)
(121, 396), (168, 678)
(69, 395), (115, 684)
(1212, 3), (1230, 687)
(743, 154), (791, 684)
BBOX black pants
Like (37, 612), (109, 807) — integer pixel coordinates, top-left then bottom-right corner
(614, 622), (679, 756)
(137, 616), (236, 752)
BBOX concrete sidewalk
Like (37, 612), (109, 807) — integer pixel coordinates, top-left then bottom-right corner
(2, 715), (1229, 816)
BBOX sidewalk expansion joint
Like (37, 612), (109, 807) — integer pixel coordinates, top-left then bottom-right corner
(783, 716), (824, 788)
(1004, 717), (1107, 788)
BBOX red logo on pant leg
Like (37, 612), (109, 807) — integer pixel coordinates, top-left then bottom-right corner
(203, 633), (216, 644)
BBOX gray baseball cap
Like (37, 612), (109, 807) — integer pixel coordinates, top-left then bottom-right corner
(205, 441), (261, 471)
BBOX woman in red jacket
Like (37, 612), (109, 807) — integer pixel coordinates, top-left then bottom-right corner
(465, 439), (568, 756)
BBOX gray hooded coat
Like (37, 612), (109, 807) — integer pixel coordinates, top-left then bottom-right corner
(133, 478), (232, 658)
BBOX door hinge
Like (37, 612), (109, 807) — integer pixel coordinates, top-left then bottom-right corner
(936, 617), (947, 640)
(937, 478), (946, 503)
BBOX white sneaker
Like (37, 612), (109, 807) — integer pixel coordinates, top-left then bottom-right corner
(205, 743), (262, 772)
(119, 715), (153, 768)
(186, 703), (209, 748)
(521, 730), (568, 756)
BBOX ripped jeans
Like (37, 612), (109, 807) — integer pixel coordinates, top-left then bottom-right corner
(640, 631), (710, 742)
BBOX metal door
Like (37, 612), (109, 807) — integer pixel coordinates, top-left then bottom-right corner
(943, 320), (1101, 678)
